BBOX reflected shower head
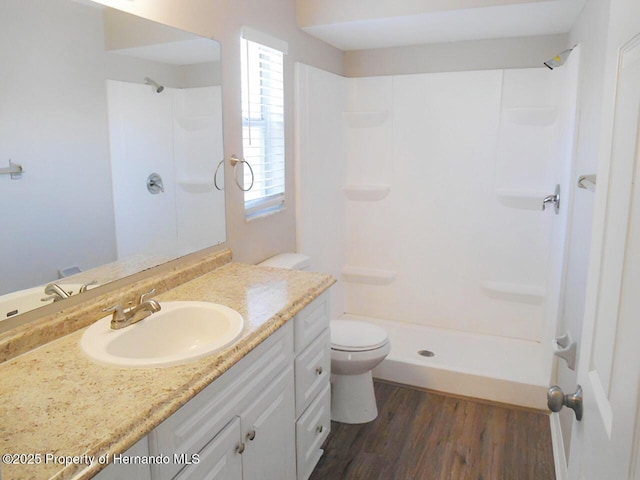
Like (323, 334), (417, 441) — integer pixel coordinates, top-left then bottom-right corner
(144, 77), (164, 93)
(544, 46), (576, 70)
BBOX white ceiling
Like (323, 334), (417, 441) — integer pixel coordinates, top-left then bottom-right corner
(300, 0), (586, 51)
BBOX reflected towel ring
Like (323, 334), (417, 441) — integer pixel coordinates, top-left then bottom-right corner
(214, 159), (224, 191)
(229, 155), (254, 192)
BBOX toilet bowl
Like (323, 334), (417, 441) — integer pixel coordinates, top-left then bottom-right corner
(258, 253), (391, 424)
(330, 320), (390, 424)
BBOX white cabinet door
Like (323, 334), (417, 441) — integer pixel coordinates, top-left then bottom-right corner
(174, 416), (243, 480)
(93, 437), (151, 480)
(149, 323), (293, 480)
(241, 366), (296, 480)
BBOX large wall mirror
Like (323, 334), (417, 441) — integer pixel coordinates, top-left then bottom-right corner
(0, 0), (226, 327)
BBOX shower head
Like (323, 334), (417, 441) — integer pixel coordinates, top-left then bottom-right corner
(144, 77), (164, 93)
(544, 46), (576, 70)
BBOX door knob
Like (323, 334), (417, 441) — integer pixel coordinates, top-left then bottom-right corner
(547, 385), (583, 421)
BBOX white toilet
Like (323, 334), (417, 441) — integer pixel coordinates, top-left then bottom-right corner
(330, 319), (390, 424)
(258, 253), (391, 424)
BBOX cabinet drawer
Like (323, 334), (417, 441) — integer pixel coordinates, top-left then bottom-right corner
(294, 292), (329, 353)
(294, 328), (330, 418)
(295, 383), (331, 480)
(149, 322), (293, 480)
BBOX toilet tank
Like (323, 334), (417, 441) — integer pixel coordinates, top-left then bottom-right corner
(258, 253), (311, 271)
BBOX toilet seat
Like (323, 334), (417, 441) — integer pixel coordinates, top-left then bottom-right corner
(330, 320), (389, 352)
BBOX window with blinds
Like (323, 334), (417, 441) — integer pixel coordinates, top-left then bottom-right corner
(241, 35), (285, 217)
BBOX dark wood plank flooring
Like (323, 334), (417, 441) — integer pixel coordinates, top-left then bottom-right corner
(310, 381), (555, 480)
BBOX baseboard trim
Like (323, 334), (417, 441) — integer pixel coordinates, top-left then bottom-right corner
(550, 413), (568, 480)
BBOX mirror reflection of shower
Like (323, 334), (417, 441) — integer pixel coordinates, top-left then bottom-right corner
(144, 77), (164, 93)
(107, 80), (225, 260)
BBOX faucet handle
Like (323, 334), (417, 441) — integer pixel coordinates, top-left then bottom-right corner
(79, 280), (98, 293)
(103, 304), (126, 322)
(138, 289), (157, 305)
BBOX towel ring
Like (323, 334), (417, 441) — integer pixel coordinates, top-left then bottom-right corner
(213, 159), (224, 191)
(230, 155), (254, 192)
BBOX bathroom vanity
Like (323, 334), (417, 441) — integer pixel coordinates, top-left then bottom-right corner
(97, 292), (331, 480)
(0, 251), (334, 480)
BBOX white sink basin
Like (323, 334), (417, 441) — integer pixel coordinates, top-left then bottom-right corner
(81, 301), (244, 368)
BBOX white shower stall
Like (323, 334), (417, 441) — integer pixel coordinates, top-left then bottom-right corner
(107, 80), (225, 261)
(296, 55), (579, 409)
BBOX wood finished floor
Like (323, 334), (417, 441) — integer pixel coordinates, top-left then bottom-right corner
(310, 381), (555, 480)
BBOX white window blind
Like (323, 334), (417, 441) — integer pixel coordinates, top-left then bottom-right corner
(241, 35), (286, 217)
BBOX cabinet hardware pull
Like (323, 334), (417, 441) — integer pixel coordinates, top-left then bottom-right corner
(247, 429), (256, 441)
(316, 425), (324, 434)
(236, 442), (246, 454)
(316, 366), (323, 375)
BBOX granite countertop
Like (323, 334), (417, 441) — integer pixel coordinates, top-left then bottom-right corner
(0, 263), (335, 480)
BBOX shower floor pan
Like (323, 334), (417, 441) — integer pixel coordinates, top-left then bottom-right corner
(343, 314), (550, 410)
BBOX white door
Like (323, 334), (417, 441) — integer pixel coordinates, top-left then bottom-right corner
(568, 34), (640, 479)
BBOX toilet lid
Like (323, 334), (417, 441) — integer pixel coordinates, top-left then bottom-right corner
(330, 320), (389, 352)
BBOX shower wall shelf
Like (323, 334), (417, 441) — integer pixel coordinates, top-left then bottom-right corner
(342, 266), (396, 285)
(481, 281), (545, 305)
(503, 107), (558, 126)
(1, 160), (23, 179)
(342, 185), (390, 201)
(342, 110), (388, 128)
(496, 188), (549, 210)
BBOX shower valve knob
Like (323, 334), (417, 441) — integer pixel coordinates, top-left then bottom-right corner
(147, 173), (164, 194)
(542, 184), (561, 214)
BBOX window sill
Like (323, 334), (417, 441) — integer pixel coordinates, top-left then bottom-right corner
(245, 205), (287, 222)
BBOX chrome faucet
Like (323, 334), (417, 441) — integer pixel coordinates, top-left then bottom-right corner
(104, 289), (161, 330)
(42, 283), (71, 302)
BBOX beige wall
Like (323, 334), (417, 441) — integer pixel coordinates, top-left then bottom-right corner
(344, 34), (569, 77)
(94, 0), (344, 264)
